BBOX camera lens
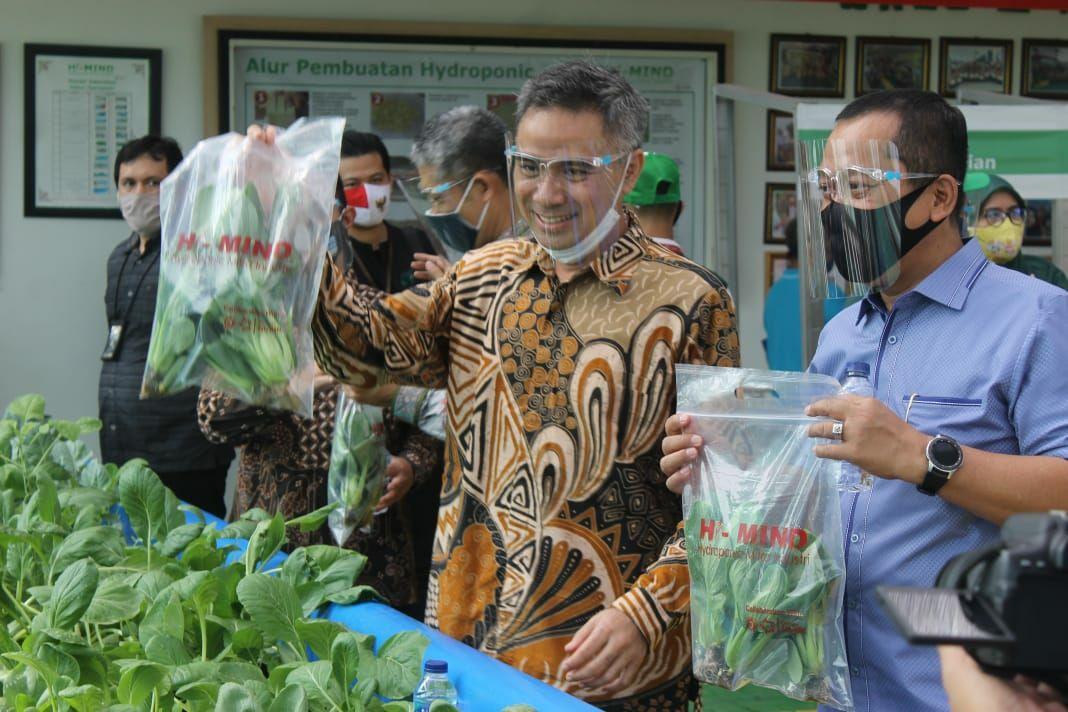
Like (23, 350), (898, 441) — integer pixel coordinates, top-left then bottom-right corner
(1050, 529), (1068, 570)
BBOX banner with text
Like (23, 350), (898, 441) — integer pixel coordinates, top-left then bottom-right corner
(230, 40), (720, 257)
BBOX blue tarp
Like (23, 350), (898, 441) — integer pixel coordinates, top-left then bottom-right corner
(181, 509), (597, 711)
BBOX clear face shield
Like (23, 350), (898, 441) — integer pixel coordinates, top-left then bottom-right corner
(397, 173), (489, 262)
(798, 139), (949, 301)
(505, 132), (635, 265)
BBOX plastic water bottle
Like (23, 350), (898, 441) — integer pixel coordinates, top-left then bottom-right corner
(413, 659), (459, 711)
(839, 362), (874, 492)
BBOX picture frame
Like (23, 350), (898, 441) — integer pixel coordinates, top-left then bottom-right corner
(206, 18), (730, 269)
(766, 110), (795, 172)
(855, 37), (930, 96)
(769, 34), (846, 98)
(1022, 39), (1068, 100)
(24, 44), (161, 218)
(939, 38), (1013, 97)
(1025, 199), (1053, 247)
(764, 251), (791, 295)
(764, 182), (797, 246)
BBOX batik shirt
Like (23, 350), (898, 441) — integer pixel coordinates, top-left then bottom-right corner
(313, 211), (739, 706)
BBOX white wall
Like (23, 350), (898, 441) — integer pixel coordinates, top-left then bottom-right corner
(2, 0), (1064, 446)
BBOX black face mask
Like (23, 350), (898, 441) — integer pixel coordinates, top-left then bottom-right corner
(820, 181), (943, 285)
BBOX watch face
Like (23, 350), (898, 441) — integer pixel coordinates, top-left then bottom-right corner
(930, 437), (963, 470)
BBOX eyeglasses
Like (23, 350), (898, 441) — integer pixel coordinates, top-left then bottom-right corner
(416, 176), (473, 213)
(505, 147), (626, 184)
(803, 166), (942, 201)
(980, 206), (1027, 227)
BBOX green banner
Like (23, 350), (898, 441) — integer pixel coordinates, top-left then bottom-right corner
(796, 129), (1068, 176)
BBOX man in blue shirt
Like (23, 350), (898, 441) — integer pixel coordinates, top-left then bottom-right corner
(661, 90), (1068, 711)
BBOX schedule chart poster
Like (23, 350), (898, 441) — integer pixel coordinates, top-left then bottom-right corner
(26, 45), (161, 217)
(227, 39), (720, 258)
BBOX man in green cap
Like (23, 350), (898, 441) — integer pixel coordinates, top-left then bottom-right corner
(964, 172), (1068, 289)
(623, 151), (685, 255)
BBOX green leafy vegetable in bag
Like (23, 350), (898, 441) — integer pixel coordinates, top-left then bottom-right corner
(327, 394), (388, 545)
(686, 501), (843, 701)
(144, 182), (305, 411)
(142, 119), (344, 417)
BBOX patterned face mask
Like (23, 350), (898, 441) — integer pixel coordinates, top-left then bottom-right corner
(344, 182), (392, 228)
(975, 221), (1024, 264)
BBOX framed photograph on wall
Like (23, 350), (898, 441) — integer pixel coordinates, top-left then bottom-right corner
(764, 182), (797, 246)
(1025, 200), (1053, 247)
(764, 251), (791, 294)
(766, 110), (795, 172)
(769, 34), (846, 97)
(855, 37), (930, 95)
(939, 38), (1012, 96)
(24, 44), (161, 218)
(1022, 39), (1068, 100)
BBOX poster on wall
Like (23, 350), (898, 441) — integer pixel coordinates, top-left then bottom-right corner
(24, 44), (161, 218)
(218, 29), (723, 261)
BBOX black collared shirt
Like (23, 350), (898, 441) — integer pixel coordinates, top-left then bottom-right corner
(332, 222), (434, 293)
(98, 233), (233, 472)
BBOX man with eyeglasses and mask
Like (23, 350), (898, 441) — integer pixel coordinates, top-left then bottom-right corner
(963, 172), (1068, 290)
(396, 105), (515, 282)
(659, 90), (1068, 711)
(255, 60), (739, 710)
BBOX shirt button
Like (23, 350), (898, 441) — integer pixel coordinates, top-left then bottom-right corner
(850, 533), (860, 543)
(127, 290), (134, 297)
(848, 598), (859, 609)
(109, 424), (117, 431)
(888, 335), (898, 345)
(851, 665), (861, 676)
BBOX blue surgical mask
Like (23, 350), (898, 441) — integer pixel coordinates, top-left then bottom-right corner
(424, 177), (488, 253)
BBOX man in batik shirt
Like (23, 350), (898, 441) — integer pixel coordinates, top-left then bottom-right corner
(306, 61), (739, 709)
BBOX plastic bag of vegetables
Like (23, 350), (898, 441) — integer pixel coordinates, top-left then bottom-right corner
(327, 390), (389, 546)
(677, 365), (852, 709)
(141, 117), (344, 416)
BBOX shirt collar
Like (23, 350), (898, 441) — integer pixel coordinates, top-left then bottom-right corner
(855, 238), (988, 324)
(524, 207), (647, 296)
(912, 238), (988, 309)
(126, 232), (161, 257)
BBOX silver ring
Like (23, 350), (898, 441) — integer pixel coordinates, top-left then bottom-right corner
(831, 422), (844, 440)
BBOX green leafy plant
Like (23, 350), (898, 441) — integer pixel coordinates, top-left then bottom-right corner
(327, 396), (388, 546)
(0, 394), (430, 712)
(142, 182), (304, 414)
(685, 499), (843, 702)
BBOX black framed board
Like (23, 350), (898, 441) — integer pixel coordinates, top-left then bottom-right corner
(24, 43), (161, 218)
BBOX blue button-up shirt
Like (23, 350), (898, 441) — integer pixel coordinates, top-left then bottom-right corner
(809, 238), (1068, 712)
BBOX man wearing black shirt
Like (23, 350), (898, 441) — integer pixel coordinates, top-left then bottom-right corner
(332, 131), (434, 292)
(99, 136), (234, 516)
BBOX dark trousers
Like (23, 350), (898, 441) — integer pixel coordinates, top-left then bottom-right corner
(405, 472), (442, 622)
(158, 464), (229, 519)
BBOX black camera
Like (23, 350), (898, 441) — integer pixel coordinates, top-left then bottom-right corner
(877, 511), (1068, 696)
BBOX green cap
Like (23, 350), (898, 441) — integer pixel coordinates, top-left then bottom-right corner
(624, 152), (680, 206)
(964, 172), (1025, 215)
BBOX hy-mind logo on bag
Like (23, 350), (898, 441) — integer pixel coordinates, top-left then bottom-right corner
(698, 518), (809, 550)
(174, 233), (293, 260)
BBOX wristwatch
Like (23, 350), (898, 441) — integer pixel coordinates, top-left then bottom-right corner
(918, 434), (963, 496)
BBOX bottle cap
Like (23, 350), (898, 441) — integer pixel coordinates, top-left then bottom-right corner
(424, 659), (448, 674)
(845, 362), (870, 377)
